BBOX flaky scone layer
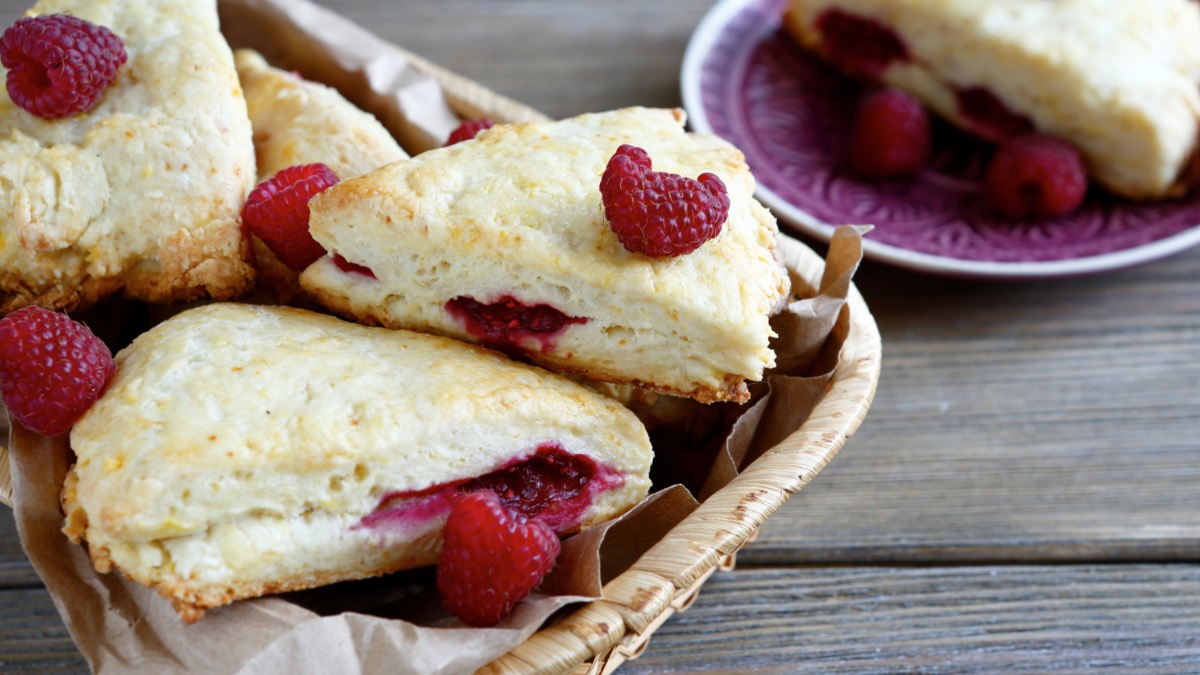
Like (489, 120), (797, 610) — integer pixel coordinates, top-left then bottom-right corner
(784, 0), (1200, 199)
(301, 107), (790, 403)
(0, 0), (256, 312)
(65, 303), (652, 621)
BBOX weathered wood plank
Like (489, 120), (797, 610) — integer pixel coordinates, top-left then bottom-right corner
(296, 0), (713, 119)
(0, 588), (86, 673)
(0, 509), (38, 588)
(3, 565), (1200, 673)
(619, 565), (1200, 674)
(744, 250), (1200, 564)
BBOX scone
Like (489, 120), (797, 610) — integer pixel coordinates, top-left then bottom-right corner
(236, 49), (408, 181)
(62, 303), (652, 623)
(0, 0), (256, 312)
(299, 107), (791, 404)
(783, 0), (1200, 199)
(235, 48), (409, 300)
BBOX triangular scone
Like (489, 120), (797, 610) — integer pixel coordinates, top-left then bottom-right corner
(300, 107), (791, 404)
(64, 303), (652, 623)
(0, 0), (256, 312)
(235, 49), (409, 300)
(783, 0), (1200, 199)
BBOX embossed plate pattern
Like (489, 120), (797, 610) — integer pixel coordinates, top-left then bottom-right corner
(682, 0), (1200, 279)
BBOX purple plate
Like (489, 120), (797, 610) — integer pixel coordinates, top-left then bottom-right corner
(681, 0), (1200, 279)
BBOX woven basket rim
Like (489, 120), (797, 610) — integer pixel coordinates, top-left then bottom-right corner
(482, 233), (882, 674)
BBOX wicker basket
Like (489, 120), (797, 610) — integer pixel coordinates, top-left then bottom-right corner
(0, 1), (882, 671)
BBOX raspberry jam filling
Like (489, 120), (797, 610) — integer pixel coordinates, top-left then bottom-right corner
(331, 253), (376, 279)
(445, 295), (587, 353)
(358, 443), (624, 534)
(954, 87), (1035, 143)
(815, 9), (910, 80)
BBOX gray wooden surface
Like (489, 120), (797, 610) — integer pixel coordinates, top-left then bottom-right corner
(2, 0), (1199, 673)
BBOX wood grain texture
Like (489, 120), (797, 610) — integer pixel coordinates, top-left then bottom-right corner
(617, 565), (1200, 674)
(745, 250), (1200, 565)
(4, 565), (1200, 674)
(301, 0), (712, 120)
(0, 535), (38, 589)
(0, 588), (85, 674)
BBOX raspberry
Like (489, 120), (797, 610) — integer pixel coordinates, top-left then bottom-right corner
(445, 295), (587, 350)
(437, 490), (561, 626)
(846, 87), (931, 179)
(985, 134), (1087, 218)
(600, 144), (730, 257)
(446, 118), (494, 146)
(0, 14), (127, 119)
(0, 306), (114, 436)
(242, 163), (339, 271)
(331, 253), (376, 279)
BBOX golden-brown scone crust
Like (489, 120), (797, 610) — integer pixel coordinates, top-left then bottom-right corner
(0, 0), (257, 313)
(65, 303), (652, 622)
(235, 49), (409, 302)
(783, 0), (1200, 199)
(300, 107), (791, 404)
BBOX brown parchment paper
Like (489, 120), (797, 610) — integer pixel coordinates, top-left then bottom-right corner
(0, 0), (869, 670)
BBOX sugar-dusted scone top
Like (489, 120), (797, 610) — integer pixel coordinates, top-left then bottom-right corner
(0, 0), (257, 312)
(64, 303), (652, 622)
(784, 0), (1200, 199)
(234, 48), (409, 301)
(300, 107), (791, 404)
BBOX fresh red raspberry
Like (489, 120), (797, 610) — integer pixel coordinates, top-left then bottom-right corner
(985, 134), (1087, 218)
(437, 490), (561, 626)
(0, 306), (114, 436)
(0, 14), (127, 119)
(846, 87), (931, 179)
(600, 144), (730, 257)
(242, 163), (340, 271)
(446, 118), (494, 146)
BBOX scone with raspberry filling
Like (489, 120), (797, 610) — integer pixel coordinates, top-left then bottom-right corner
(783, 0), (1200, 200)
(63, 303), (652, 623)
(299, 107), (790, 404)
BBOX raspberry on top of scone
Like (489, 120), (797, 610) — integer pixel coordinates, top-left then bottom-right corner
(1, 13), (126, 119)
(600, 143), (730, 258)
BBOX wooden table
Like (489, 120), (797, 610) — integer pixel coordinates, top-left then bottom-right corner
(2, 1), (1199, 672)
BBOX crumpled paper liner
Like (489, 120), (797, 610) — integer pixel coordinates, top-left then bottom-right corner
(0, 0), (868, 670)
